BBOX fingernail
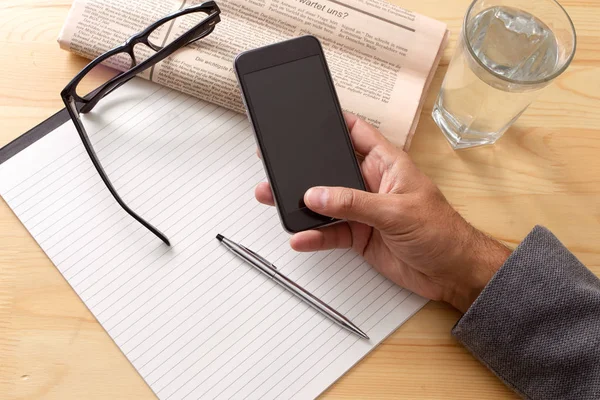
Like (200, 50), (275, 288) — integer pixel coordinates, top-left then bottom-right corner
(306, 187), (328, 209)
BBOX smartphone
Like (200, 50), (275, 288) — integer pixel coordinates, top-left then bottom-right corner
(234, 35), (366, 233)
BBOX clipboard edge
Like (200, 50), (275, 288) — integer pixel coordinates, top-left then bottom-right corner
(0, 108), (70, 165)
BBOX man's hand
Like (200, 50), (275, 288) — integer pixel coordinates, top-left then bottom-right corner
(255, 114), (511, 313)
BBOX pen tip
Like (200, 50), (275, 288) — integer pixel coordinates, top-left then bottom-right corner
(216, 234), (224, 242)
(354, 327), (369, 340)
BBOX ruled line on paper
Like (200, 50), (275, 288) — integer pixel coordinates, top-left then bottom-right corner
(143, 246), (348, 371)
(289, 291), (414, 398)
(92, 187), (272, 321)
(5, 87), (173, 204)
(58, 143), (259, 287)
(184, 254), (367, 398)
(40, 114), (250, 261)
(152, 253), (375, 396)
(115, 211), (283, 343)
(150, 248), (354, 391)
(29, 115), (250, 252)
(234, 272), (389, 400)
(19, 98), (213, 231)
(16, 99), (221, 228)
(0, 77), (426, 400)
(80, 164), (265, 304)
(2, 85), (166, 198)
(205, 257), (368, 397)
(13, 92), (197, 216)
(32, 114), (250, 255)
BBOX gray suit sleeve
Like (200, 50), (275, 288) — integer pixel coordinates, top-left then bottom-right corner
(452, 226), (600, 399)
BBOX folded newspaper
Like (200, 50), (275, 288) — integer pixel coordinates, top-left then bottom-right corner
(58, 0), (448, 150)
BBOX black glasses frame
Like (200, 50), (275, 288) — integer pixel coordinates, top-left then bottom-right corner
(61, 1), (221, 246)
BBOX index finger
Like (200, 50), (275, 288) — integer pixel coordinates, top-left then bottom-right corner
(343, 112), (389, 156)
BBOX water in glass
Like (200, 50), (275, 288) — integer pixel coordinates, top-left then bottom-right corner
(433, 6), (560, 149)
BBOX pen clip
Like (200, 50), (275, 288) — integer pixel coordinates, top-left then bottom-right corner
(239, 244), (277, 270)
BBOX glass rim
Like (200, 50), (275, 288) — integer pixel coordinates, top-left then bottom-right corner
(462, 0), (577, 86)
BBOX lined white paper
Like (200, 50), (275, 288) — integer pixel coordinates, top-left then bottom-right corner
(0, 78), (427, 399)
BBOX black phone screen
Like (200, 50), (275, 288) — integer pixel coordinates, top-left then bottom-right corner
(242, 54), (364, 216)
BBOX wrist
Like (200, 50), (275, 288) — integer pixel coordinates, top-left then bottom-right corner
(445, 225), (512, 313)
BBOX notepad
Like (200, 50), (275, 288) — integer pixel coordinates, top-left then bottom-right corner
(0, 78), (427, 399)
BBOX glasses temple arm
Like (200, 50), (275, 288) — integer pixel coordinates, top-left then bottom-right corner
(65, 98), (170, 246)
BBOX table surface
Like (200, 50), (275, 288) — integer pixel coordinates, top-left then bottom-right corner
(1, 0), (598, 398)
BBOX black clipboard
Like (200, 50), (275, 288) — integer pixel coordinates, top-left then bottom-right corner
(0, 108), (71, 165)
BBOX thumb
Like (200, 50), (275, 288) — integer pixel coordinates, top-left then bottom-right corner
(304, 186), (389, 228)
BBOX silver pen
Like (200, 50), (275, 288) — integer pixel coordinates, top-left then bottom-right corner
(216, 234), (369, 340)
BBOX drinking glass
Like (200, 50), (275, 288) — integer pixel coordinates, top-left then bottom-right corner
(432, 0), (576, 150)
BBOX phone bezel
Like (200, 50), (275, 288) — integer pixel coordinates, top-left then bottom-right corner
(234, 35), (366, 233)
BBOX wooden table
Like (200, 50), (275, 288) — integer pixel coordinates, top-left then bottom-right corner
(1, 0), (598, 398)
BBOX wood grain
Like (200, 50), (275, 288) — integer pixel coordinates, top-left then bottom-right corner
(1, 0), (598, 399)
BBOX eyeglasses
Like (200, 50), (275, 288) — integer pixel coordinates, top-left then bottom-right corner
(61, 1), (221, 246)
